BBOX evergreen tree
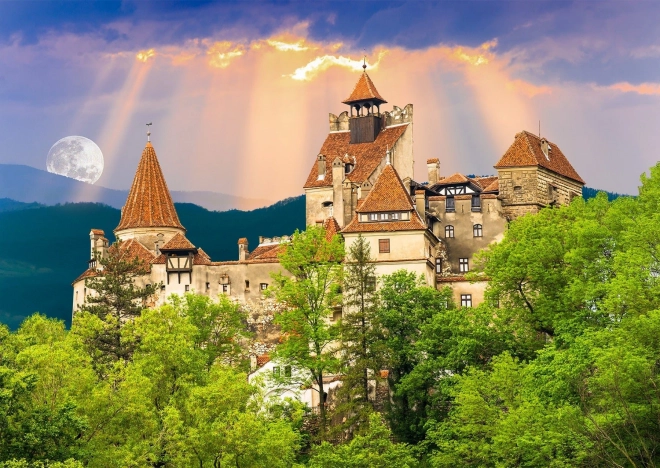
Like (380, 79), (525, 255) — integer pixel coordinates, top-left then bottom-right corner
(76, 241), (159, 367)
(333, 235), (382, 438)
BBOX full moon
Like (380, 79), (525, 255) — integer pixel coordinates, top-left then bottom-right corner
(46, 136), (104, 184)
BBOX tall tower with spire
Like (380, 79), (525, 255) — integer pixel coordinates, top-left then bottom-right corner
(303, 66), (414, 228)
(114, 136), (185, 252)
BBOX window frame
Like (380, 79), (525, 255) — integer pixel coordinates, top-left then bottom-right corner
(473, 224), (483, 237)
(446, 196), (456, 212)
(435, 257), (442, 273)
(445, 225), (455, 238)
(461, 294), (472, 307)
(459, 258), (469, 273)
(379, 238), (390, 253)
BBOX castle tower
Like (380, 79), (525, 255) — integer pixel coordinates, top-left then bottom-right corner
(494, 131), (584, 219)
(304, 68), (414, 229)
(114, 141), (185, 252)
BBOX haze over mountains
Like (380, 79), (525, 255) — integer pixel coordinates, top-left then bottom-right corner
(0, 164), (272, 212)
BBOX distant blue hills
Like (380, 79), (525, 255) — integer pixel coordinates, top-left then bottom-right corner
(0, 164), (272, 212)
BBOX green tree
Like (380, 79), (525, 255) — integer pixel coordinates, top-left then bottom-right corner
(309, 413), (419, 468)
(270, 226), (344, 433)
(77, 241), (159, 367)
(374, 271), (451, 444)
(334, 235), (382, 437)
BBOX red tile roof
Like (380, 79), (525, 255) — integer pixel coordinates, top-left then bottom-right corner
(90, 229), (105, 235)
(194, 248), (212, 265)
(356, 164), (414, 213)
(256, 354), (270, 367)
(73, 268), (97, 284)
(109, 238), (156, 264)
(304, 124), (409, 189)
(115, 142), (185, 232)
(427, 158), (439, 164)
(471, 176), (498, 190)
(342, 72), (387, 104)
(247, 244), (282, 261)
(495, 131), (584, 184)
(342, 212), (427, 233)
(435, 172), (469, 185)
(324, 217), (341, 241)
(482, 179), (499, 192)
(160, 233), (196, 251)
(237, 237), (248, 245)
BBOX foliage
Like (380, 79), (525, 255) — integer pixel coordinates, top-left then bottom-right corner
(309, 413), (418, 468)
(77, 241), (159, 368)
(270, 225), (345, 432)
(333, 235), (382, 438)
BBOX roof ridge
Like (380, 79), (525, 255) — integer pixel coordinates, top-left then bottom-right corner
(356, 164), (414, 213)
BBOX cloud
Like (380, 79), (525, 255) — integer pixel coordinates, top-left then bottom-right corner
(606, 81), (660, 96)
(136, 48), (156, 62)
(287, 51), (386, 81)
(206, 41), (245, 68)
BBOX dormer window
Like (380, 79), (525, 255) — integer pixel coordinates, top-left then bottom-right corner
(345, 164), (354, 174)
(369, 213), (378, 221)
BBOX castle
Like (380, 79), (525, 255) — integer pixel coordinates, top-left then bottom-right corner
(73, 69), (584, 321)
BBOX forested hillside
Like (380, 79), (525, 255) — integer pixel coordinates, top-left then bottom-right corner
(0, 196), (305, 329)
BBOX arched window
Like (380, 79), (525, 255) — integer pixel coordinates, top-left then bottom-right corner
(473, 224), (483, 237)
(445, 225), (454, 238)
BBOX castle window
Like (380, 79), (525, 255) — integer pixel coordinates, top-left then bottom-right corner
(446, 197), (455, 212)
(369, 213), (378, 221)
(222, 284), (229, 293)
(459, 258), (469, 272)
(273, 366), (280, 376)
(391, 212), (399, 220)
(379, 239), (390, 253)
(284, 365), (292, 377)
(206, 282), (210, 290)
(245, 280), (250, 290)
(380, 213), (388, 221)
(471, 196), (481, 212)
(436, 258), (442, 273)
(331, 307), (343, 321)
(185, 285), (190, 292)
(161, 285), (166, 291)
(473, 224), (483, 237)
(345, 164), (354, 174)
(461, 294), (472, 308)
(366, 276), (377, 291)
(260, 283), (268, 290)
(445, 225), (454, 238)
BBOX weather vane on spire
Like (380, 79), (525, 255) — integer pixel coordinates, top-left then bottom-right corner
(362, 49), (367, 71)
(146, 122), (152, 142)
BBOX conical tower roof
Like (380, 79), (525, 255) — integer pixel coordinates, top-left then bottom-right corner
(115, 142), (185, 232)
(342, 72), (387, 105)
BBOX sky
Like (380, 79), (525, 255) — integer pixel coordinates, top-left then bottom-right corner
(1, 1), (659, 202)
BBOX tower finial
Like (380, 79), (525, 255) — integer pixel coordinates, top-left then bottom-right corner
(362, 50), (367, 71)
(146, 122), (152, 142)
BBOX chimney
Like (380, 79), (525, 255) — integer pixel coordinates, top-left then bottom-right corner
(427, 158), (439, 185)
(317, 154), (326, 180)
(360, 180), (372, 199)
(238, 238), (249, 261)
(155, 233), (165, 255)
(332, 157), (345, 227)
(415, 190), (426, 217)
(89, 229), (107, 261)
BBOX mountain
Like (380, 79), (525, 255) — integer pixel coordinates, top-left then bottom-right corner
(0, 164), (272, 211)
(582, 186), (627, 201)
(0, 196), (305, 330)
(0, 198), (43, 213)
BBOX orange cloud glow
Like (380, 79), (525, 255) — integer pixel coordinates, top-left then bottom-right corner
(136, 48), (156, 62)
(607, 82), (660, 96)
(288, 50), (386, 81)
(206, 41), (245, 68)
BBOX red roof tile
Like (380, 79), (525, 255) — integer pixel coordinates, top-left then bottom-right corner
(247, 244), (283, 261)
(160, 233), (196, 251)
(435, 172), (469, 185)
(109, 238), (156, 265)
(342, 72), (387, 104)
(324, 217), (342, 241)
(115, 142), (185, 232)
(304, 124), (409, 189)
(427, 158), (439, 164)
(482, 179), (499, 192)
(73, 268), (97, 285)
(90, 229), (105, 235)
(256, 354), (270, 367)
(471, 176), (498, 190)
(237, 237), (248, 245)
(356, 164), (414, 213)
(495, 131), (584, 184)
(342, 212), (427, 233)
(194, 248), (212, 265)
